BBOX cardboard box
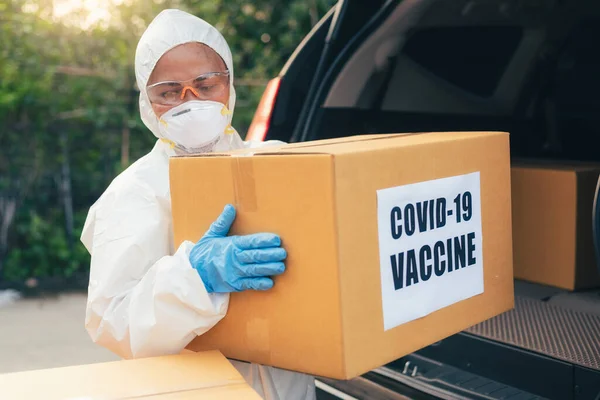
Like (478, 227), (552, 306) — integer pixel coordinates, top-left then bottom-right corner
(170, 132), (514, 379)
(0, 351), (261, 400)
(511, 161), (600, 290)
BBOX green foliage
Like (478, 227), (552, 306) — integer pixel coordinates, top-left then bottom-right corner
(0, 0), (336, 286)
(4, 210), (90, 282)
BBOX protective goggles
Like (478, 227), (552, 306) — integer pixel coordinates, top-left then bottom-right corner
(146, 70), (230, 106)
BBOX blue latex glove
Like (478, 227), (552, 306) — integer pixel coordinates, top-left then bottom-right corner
(190, 204), (286, 293)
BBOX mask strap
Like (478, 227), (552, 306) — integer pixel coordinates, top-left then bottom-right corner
(221, 106), (233, 116)
(160, 138), (177, 149)
(224, 124), (235, 135)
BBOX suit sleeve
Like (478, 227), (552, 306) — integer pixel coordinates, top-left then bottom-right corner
(82, 180), (229, 359)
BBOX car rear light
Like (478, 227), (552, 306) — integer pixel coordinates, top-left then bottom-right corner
(246, 77), (281, 142)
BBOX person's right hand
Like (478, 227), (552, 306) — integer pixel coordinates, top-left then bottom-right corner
(189, 204), (287, 293)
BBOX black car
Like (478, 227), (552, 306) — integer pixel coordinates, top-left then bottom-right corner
(247, 0), (600, 399)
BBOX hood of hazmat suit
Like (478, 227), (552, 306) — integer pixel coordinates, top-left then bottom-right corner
(81, 9), (315, 400)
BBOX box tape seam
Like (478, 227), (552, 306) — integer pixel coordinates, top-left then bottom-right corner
(232, 154), (258, 212)
(329, 154), (348, 378)
(246, 318), (272, 364)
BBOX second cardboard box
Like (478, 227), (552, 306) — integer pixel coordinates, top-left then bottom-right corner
(0, 351), (261, 400)
(511, 161), (600, 290)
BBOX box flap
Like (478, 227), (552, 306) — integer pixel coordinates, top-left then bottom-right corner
(276, 131), (506, 155)
(0, 351), (261, 400)
(281, 133), (405, 149)
(176, 132), (507, 159)
(170, 134), (397, 159)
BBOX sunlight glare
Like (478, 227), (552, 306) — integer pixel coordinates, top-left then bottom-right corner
(52, 0), (125, 30)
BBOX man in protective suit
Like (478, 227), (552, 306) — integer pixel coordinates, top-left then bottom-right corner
(81, 9), (316, 400)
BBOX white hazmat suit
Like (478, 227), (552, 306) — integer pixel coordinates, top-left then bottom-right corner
(81, 9), (316, 400)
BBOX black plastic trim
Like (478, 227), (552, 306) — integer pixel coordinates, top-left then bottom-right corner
(592, 176), (600, 274)
(292, 0), (398, 143)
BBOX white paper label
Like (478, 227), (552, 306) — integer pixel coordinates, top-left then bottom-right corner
(377, 172), (484, 331)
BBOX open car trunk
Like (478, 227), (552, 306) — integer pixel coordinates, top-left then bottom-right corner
(268, 0), (600, 398)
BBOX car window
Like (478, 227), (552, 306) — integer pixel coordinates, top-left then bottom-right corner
(402, 26), (524, 98)
(546, 18), (600, 161)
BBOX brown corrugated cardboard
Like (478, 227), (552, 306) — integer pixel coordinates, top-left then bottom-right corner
(511, 161), (600, 290)
(0, 351), (261, 400)
(170, 132), (515, 379)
